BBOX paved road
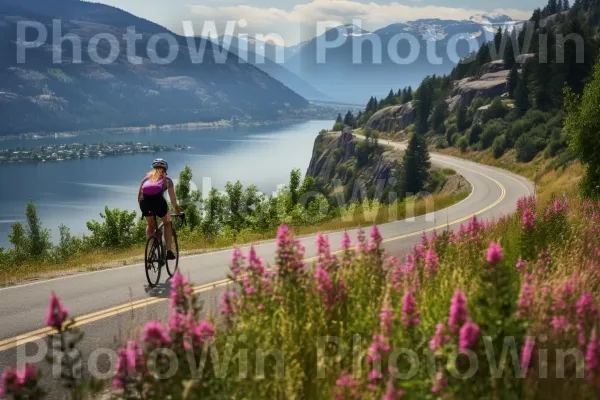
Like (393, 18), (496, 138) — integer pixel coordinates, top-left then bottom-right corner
(0, 140), (533, 393)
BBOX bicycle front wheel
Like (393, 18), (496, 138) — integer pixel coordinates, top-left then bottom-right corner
(145, 236), (162, 287)
(166, 228), (179, 278)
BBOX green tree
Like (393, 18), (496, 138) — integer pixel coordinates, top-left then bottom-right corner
(503, 29), (517, 70)
(8, 222), (27, 262)
(507, 64), (519, 99)
(414, 77), (435, 134)
(398, 133), (431, 197)
(456, 105), (469, 132)
(336, 113), (343, 123)
(430, 101), (448, 134)
(343, 111), (357, 128)
(564, 56), (600, 197)
(25, 201), (51, 258)
(86, 207), (139, 249)
(515, 64), (531, 115)
(289, 169), (301, 209)
(225, 181), (245, 232)
(175, 165), (202, 230)
(201, 188), (225, 236)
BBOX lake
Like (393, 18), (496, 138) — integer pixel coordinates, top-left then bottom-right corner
(0, 120), (333, 247)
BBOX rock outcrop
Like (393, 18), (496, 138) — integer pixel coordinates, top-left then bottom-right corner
(365, 103), (415, 133)
(450, 70), (509, 108)
(479, 60), (505, 75)
(306, 127), (400, 196)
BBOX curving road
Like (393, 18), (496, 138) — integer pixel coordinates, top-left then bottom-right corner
(0, 139), (533, 390)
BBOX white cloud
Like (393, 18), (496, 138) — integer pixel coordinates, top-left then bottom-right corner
(188, 0), (531, 44)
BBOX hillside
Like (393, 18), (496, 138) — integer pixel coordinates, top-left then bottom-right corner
(306, 127), (470, 203)
(0, 0), (309, 135)
(346, 0), (599, 194)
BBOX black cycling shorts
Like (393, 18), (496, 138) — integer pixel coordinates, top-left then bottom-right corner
(140, 194), (168, 218)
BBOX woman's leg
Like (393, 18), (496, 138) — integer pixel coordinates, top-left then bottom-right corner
(161, 213), (173, 251)
(145, 216), (156, 238)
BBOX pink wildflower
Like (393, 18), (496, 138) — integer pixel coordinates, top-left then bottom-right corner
(219, 291), (236, 316)
(45, 292), (69, 329)
(367, 334), (390, 362)
(341, 232), (352, 250)
(577, 293), (599, 348)
(429, 323), (450, 352)
(380, 303), (394, 336)
(247, 246), (265, 276)
(142, 321), (171, 346)
(424, 249), (439, 276)
(316, 233), (337, 272)
(522, 207), (536, 231)
(370, 225), (383, 248)
(401, 291), (420, 328)
(230, 247), (245, 278)
(586, 329), (600, 386)
(517, 280), (535, 318)
(486, 241), (503, 265)
(516, 257), (527, 273)
(276, 225), (305, 277)
(16, 364), (36, 387)
(459, 321), (480, 350)
(383, 378), (405, 400)
(113, 341), (144, 389)
(431, 370), (447, 393)
(190, 320), (215, 344)
(1, 367), (19, 395)
(520, 336), (535, 375)
(333, 374), (360, 400)
(448, 290), (468, 333)
(170, 271), (192, 310)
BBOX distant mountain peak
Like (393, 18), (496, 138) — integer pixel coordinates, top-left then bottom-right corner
(469, 13), (514, 24)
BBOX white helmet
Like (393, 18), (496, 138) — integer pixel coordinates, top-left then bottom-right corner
(151, 159), (168, 171)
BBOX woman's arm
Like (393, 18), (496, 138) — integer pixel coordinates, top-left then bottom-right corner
(137, 178), (145, 203)
(167, 179), (181, 214)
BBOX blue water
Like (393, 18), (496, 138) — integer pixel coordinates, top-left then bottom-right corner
(0, 120), (333, 247)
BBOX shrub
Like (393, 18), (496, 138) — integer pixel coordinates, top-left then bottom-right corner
(435, 137), (448, 149)
(492, 134), (507, 159)
(468, 124), (483, 145)
(457, 135), (468, 152)
(481, 119), (507, 149)
(85, 207), (141, 249)
(515, 134), (540, 162)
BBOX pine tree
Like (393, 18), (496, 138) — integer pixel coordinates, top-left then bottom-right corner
(430, 101), (448, 134)
(515, 66), (530, 115)
(456, 105), (469, 132)
(336, 113), (343, 123)
(406, 87), (413, 102)
(503, 30), (517, 69)
(384, 89), (396, 106)
(24, 201), (51, 258)
(414, 78), (434, 134)
(373, 97), (379, 110)
(564, 0), (570, 9)
(343, 111), (356, 128)
(398, 133), (431, 197)
(507, 64), (520, 99)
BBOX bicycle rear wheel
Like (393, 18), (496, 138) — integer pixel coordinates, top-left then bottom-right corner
(166, 229), (179, 278)
(145, 236), (162, 287)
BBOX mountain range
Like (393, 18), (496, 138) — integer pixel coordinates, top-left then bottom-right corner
(218, 13), (523, 103)
(0, 0), (524, 135)
(0, 0), (308, 135)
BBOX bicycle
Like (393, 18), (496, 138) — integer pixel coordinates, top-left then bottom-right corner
(144, 212), (186, 287)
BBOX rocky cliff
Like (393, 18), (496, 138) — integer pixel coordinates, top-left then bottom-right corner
(307, 127), (471, 201)
(306, 127), (400, 200)
(365, 103), (416, 133)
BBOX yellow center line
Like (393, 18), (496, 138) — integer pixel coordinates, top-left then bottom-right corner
(0, 158), (506, 353)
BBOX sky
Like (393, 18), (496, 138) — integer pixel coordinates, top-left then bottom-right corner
(94, 0), (543, 45)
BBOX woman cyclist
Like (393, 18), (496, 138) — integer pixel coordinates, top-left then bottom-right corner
(138, 159), (181, 260)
